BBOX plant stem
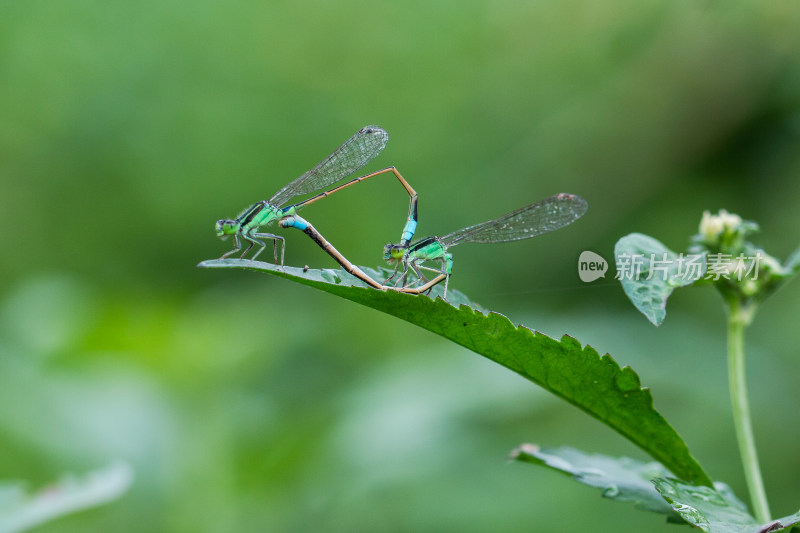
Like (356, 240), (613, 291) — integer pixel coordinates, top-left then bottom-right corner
(727, 299), (770, 523)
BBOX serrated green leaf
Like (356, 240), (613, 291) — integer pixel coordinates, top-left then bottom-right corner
(654, 478), (800, 533)
(0, 463), (133, 533)
(614, 233), (705, 326)
(511, 445), (677, 515)
(200, 258), (712, 486)
(200, 259), (481, 309)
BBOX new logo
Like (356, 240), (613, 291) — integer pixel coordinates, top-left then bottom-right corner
(578, 251), (608, 282)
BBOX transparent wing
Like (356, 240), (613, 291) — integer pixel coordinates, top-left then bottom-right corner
(269, 125), (389, 207)
(441, 193), (588, 247)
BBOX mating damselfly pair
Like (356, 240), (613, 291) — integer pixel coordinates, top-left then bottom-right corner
(214, 125), (588, 299)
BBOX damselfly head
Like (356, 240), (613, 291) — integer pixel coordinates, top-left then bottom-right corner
(216, 219), (237, 238)
(383, 243), (406, 262)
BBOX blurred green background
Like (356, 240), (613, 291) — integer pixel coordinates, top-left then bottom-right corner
(1, 0), (799, 531)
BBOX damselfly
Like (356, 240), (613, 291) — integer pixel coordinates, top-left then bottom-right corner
(216, 126), (418, 264)
(383, 193), (588, 299)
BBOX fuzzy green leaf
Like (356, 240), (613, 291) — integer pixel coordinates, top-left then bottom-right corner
(614, 233), (705, 326)
(200, 258), (712, 486)
(784, 244), (800, 275)
(0, 463), (133, 533)
(510, 445), (677, 516)
(653, 478), (800, 533)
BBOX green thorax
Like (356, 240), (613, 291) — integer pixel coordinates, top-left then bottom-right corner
(239, 202), (296, 231)
(407, 237), (454, 274)
(216, 202), (299, 237)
